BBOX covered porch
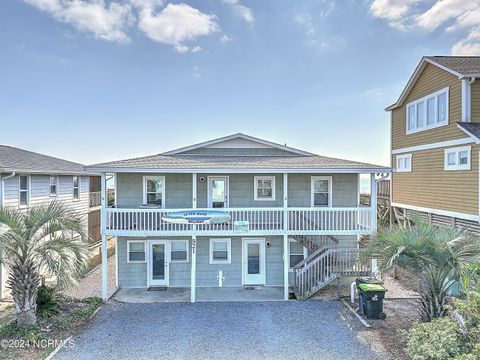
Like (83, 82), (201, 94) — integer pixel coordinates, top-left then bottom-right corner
(114, 286), (284, 303)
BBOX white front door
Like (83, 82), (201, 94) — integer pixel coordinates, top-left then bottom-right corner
(148, 241), (169, 286)
(208, 176), (229, 208)
(243, 238), (266, 285)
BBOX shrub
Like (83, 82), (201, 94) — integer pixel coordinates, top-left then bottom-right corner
(36, 285), (60, 318)
(401, 317), (470, 360)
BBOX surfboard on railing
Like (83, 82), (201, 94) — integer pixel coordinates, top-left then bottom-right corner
(162, 210), (231, 224)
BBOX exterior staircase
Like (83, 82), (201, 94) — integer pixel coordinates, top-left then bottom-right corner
(291, 234), (338, 252)
(292, 247), (371, 300)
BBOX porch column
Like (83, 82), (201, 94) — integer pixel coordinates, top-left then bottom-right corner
(0, 263), (6, 299)
(101, 172), (108, 300)
(283, 173), (289, 300)
(370, 173), (377, 233)
(191, 173), (197, 303)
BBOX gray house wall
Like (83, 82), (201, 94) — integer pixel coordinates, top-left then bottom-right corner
(117, 236), (284, 288)
(116, 173), (359, 209)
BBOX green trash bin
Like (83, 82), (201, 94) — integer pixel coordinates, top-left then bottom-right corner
(358, 283), (387, 320)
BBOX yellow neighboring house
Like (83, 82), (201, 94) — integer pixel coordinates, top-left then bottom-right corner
(387, 56), (480, 231)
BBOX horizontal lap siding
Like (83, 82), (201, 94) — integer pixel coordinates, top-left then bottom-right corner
(2, 174), (91, 237)
(392, 64), (465, 150)
(392, 145), (479, 215)
(117, 236), (284, 288)
(472, 81), (480, 122)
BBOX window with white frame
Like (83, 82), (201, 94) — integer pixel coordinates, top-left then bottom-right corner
(444, 146), (471, 171)
(143, 176), (165, 207)
(289, 239), (307, 269)
(209, 238), (231, 264)
(127, 241), (146, 263)
(406, 88), (448, 134)
(396, 154), (412, 172)
(50, 176), (58, 196)
(311, 176), (332, 207)
(73, 176), (80, 199)
(19, 175), (29, 206)
(171, 240), (189, 262)
(254, 176), (275, 201)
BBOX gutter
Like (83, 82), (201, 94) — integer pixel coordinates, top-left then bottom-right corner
(0, 172), (15, 208)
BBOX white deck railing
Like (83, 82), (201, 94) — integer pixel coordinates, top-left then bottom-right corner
(104, 206), (373, 236)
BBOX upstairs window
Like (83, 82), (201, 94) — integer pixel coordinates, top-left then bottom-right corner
(406, 88), (449, 134)
(143, 176), (165, 207)
(311, 176), (332, 207)
(19, 175), (29, 206)
(50, 176), (58, 196)
(396, 154), (412, 172)
(444, 146), (471, 171)
(254, 176), (275, 201)
(73, 176), (80, 199)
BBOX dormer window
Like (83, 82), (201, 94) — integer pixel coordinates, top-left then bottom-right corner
(406, 88), (448, 134)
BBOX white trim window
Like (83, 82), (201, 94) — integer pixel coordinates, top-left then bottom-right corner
(406, 87), (449, 134)
(73, 176), (80, 200)
(289, 239), (307, 270)
(170, 240), (189, 263)
(19, 175), (29, 207)
(49, 176), (58, 197)
(254, 176), (275, 201)
(127, 240), (146, 263)
(143, 176), (165, 207)
(311, 176), (332, 207)
(209, 238), (231, 264)
(396, 154), (412, 172)
(444, 146), (471, 171)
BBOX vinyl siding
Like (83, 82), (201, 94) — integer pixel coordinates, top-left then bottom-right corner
(472, 80), (480, 122)
(392, 144), (479, 215)
(116, 173), (359, 209)
(391, 63), (465, 150)
(1, 174), (92, 235)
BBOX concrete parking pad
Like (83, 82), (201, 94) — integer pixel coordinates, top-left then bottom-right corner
(54, 301), (387, 360)
(114, 286), (284, 302)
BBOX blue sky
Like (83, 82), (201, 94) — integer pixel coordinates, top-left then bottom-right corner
(1, 0), (479, 166)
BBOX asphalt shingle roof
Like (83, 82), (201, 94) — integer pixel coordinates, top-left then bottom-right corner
(0, 145), (88, 174)
(425, 56), (480, 76)
(88, 154), (388, 171)
(457, 122), (480, 140)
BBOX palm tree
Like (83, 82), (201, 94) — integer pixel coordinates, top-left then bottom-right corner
(0, 202), (89, 327)
(367, 219), (480, 321)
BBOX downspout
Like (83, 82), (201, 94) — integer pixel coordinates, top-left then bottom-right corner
(0, 172), (15, 208)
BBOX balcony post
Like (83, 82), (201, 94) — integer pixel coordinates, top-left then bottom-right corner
(370, 173), (377, 233)
(283, 173), (289, 300)
(101, 172), (108, 300)
(191, 173), (197, 303)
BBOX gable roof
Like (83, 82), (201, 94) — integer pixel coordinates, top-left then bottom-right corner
(162, 133), (315, 156)
(0, 145), (90, 175)
(385, 56), (480, 111)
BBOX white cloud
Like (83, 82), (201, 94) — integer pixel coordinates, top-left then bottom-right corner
(220, 34), (232, 43)
(137, 3), (220, 52)
(193, 66), (200, 78)
(294, 13), (315, 35)
(222, 0), (254, 23)
(191, 45), (202, 53)
(24, 0), (134, 42)
(369, 0), (480, 55)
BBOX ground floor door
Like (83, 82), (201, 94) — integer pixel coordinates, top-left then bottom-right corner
(242, 238), (266, 285)
(148, 240), (169, 287)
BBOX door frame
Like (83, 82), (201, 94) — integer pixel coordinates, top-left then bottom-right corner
(147, 240), (170, 287)
(242, 238), (266, 285)
(207, 176), (230, 208)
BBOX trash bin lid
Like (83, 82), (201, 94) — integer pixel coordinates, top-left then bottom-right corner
(358, 283), (387, 292)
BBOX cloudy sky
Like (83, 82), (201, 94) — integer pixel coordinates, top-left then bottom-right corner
(1, 0), (479, 166)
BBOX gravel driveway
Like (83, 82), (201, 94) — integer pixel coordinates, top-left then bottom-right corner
(55, 301), (387, 360)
